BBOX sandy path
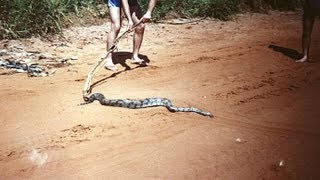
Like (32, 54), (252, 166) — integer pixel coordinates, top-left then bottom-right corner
(1, 11), (320, 179)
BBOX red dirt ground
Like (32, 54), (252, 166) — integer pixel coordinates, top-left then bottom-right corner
(1, 11), (320, 179)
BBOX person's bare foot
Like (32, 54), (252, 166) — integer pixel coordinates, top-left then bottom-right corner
(296, 55), (308, 63)
(130, 57), (148, 65)
(104, 58), (118, 71)
(105, 64), (118, 71)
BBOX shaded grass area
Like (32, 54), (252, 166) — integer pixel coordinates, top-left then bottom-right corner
(140, 0), (303, 20)
(0, 0), (303, 39)
(0, 0), (101, 39)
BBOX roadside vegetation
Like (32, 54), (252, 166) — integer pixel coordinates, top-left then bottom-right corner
(0, 0), (303, 39)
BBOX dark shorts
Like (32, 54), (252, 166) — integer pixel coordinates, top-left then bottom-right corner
(304, 0), (320, 17)
(106, 0), (139, 7)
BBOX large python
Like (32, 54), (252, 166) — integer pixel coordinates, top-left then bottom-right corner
(81, 93), (213, 118)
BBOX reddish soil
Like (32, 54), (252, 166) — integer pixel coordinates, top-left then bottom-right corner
(1, 11), (320, 179)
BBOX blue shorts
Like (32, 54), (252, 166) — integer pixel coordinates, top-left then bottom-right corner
(107, 0), (138, 7)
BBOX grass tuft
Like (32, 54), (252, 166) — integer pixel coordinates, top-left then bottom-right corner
(0, 0), (303, 39)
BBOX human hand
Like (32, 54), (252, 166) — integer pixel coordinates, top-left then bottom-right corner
(141, 12), (152, 23)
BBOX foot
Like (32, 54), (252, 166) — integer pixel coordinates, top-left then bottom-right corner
(104, 60), (118, 71)
(296, 56), (308, 63)
(105, 64), (118, 71)
(130, 57), (148, 65)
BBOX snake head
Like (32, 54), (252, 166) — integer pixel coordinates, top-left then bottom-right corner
(83, 95), (90, 102)
(79, 95), (92, 106)
(82, 90), (91, 101)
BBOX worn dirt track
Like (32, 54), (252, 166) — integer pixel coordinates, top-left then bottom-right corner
(1, 11), (320, 179)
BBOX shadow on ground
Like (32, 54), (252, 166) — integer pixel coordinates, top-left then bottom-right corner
(113, 51), (150, 70)
(89, 51), (150, 92)
(269, 44), (303, 60)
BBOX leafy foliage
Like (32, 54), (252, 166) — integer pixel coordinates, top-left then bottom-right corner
(140, 0), (303, 20)
(0, 0), (99, 39)
(0, 0), (303, 39)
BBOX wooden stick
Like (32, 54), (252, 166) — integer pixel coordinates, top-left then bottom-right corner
(82, 20), (144, 100)
(82, 50), (113, 100)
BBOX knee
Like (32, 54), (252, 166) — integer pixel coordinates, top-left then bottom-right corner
(135, 23), (145, 34)
(111, 22), (121, 33)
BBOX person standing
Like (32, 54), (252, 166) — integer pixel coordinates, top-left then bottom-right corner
(104, 0), (157, 70)
(296, 0), (320, 63)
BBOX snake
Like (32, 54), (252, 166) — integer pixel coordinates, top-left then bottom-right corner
(81, 93), (213, 118)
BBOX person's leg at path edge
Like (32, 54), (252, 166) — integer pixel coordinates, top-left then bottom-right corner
(105, 1), (121, 71)
(297, 12), (315, 63)
(130, 3), (147, 65)
(297, 0), (320, 63)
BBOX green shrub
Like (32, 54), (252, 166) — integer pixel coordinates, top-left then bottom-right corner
(140, 0), (303, 20)
(0, 0), (303, 39)
(0, 0), (99, 39)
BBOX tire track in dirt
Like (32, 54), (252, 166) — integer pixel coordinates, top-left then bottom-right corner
(213, 66), (314, 105)
(0, 110), (202, 165)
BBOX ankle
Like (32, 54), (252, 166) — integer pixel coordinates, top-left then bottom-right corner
(105, 59), (115, 65)
(131, 56), (140, 60)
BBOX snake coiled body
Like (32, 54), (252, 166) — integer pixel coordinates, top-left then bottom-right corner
(82, 93), (213, 118)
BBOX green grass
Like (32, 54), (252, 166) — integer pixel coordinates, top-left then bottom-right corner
(0, 0), (303, 39)
(140, 0), (303, 20)
(0, 0), (99, 39)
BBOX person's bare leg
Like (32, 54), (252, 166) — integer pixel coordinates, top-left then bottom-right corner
(105, 7), (121, 70)
(130, 5), (146, 64)
(297, 15), (315, 63)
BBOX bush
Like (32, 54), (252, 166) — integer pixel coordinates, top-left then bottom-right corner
(0, 0), (303, 39)
(140, 0), (303, 20)
(0, 0), (99, 39)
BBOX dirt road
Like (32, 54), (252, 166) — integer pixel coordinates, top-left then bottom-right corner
(1, 11), (320, 179)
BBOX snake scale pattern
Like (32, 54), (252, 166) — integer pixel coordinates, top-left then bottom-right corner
(82, 93), (213, 118)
